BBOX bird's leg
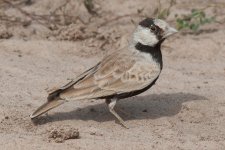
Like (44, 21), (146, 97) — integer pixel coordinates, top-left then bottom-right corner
(116, 107), (133, 118)
(105, 98), (128, 129)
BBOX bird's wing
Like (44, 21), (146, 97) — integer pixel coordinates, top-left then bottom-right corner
(47, 62), (100, 101)
(58, 52), (161, 100)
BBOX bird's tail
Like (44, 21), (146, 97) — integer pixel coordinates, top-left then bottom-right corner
(30, 98), (65, 119)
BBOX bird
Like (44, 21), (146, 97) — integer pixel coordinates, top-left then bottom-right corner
(30, 18), (177, 128)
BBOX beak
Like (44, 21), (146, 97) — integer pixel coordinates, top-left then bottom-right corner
(163, 27), (178, 38)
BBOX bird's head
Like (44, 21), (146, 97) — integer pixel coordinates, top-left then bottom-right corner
(133, 18), (177, 47)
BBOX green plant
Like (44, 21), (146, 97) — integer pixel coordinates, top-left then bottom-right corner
(176, 9), (215, 32)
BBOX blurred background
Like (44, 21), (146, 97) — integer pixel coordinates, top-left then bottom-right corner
(0, 0), (225, 149)
(0, 0), (224, 54)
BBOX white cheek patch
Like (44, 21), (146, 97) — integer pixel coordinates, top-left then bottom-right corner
(154, 19), (168, 32)
(133, 26), (159, 46)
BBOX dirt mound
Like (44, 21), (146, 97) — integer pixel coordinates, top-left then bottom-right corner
(48, 127), (79, 143)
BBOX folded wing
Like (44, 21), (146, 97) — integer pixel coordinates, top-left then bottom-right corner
(57, 52), (161, 100)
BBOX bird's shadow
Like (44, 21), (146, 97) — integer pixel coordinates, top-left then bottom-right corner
(32, 92), (207, 125)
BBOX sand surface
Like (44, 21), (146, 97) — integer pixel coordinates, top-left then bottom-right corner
(0, 0), (225, 149)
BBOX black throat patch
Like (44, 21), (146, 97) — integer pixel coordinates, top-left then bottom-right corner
(135, 42), (163, 69)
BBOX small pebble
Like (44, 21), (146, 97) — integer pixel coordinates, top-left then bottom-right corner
(142, 109), (147, 112)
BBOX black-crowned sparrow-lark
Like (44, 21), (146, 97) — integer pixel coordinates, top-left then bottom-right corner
(30, 18), (177, 128)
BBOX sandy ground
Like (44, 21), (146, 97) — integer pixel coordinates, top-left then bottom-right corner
(0, 0), (225, 149)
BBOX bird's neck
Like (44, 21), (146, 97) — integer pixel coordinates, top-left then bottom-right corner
(134, 42), (163, 69)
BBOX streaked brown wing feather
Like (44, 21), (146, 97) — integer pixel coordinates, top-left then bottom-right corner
(100, 62), (160, 92)
(59, 62), (100, 90)
(59, 52), (160, 100)
(47, 62), (100, 100)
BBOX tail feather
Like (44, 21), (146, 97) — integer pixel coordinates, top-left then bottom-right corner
(30, 99), (65, 119)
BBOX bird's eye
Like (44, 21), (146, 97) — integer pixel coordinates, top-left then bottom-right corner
(150, 25), (156, 32)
